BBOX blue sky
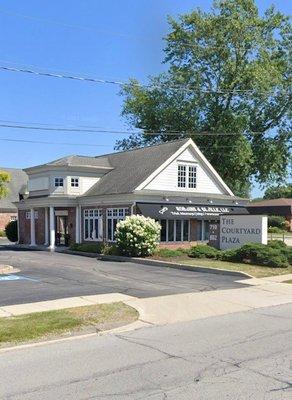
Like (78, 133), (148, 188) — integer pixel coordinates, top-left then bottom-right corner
(0, 0), (290, 197)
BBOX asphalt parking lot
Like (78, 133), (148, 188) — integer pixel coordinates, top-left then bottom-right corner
(0, 248), (248, 306)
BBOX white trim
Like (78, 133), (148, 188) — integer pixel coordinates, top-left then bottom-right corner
(44, 207), (49, 245)
(135, 139), (234, 196)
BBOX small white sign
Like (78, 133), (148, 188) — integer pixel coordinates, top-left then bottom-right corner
(220, 215), (267, 250)
(55, 210), (68, 216)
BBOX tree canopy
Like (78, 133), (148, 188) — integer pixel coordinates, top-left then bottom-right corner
(0, 170), (10, 199)
(116, 0), (291, 197)
(263, 183), (292, 199)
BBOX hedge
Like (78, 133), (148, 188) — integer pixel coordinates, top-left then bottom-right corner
(189, 241), (291, 268)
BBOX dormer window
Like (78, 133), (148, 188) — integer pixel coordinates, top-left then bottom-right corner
(71, 177), (79, 187)
(177, 164), (197, 189)
(54, 177), (64, 187)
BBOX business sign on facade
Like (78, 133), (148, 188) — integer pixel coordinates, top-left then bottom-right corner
(220, 215), (267, 250)
(137, 203), (248, 220)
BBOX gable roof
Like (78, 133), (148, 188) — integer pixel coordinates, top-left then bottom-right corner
(0, 168), (28, 211)
(84, 138), (190, 196)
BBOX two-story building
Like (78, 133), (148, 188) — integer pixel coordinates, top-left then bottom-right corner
(16, 138), (248, 249)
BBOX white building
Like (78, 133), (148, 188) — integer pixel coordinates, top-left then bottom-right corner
(16, 138), (248, 249)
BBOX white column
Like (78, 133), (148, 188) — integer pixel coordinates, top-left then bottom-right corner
(75, 206), (80, 243)
(30, 208), (36, 246)
(49, 206), (55, 250)
(44, 207), (49, 245)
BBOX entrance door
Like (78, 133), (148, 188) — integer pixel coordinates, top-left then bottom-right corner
(55, 215), (68, 246)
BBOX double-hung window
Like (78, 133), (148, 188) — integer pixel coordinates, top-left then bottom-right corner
(188, 165), (197, 188)
(159, 219), (189, 242)
(177, 164), (197, 189)
(178, 165), (187, 188)
(84, 209), (103, 241)
(106, 208), (129, 241)
(54, 177), (64, 187)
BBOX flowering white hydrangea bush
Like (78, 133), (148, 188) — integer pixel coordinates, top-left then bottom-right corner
(116, 215), (161, 257)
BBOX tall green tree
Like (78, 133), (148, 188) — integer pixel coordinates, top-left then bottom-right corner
(117, 0), (291, 196)
(263, 183), (292, 199)
(0, 170), (10, 199)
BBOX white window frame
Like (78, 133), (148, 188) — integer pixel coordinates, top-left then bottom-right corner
(159, 219), (190, 242)
(70, 177), (79, 187)
(26, 211), (38, 220)
(83, 209), (103, 241)
(177, 163), (197, 189)
(177, 164), (187, 188)
(106, 208), (129, 242)
(54, 177), (64, 187)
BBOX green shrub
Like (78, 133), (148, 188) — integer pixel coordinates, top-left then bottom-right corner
(116, 215), (161, 257)
(268, 226), (285, 234)
(154, 247), (188, 258)
(102, 244), (120, 256)
(233, 243), (288, 268)
(268, 215), (287, 230)
(282, 246), (292, 265)
(268, 240), (287, 249)
(189, 244), (220, 259)
(5, 220), (18, 242)
(0, 230), (6, 237)
(69, 242), (104, 253)
(219, 248), (241, 262)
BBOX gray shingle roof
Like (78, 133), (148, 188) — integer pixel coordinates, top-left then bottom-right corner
(46, 155), (112, 169)
(84, 138), (190, 196)
(0, 168), (28, 211)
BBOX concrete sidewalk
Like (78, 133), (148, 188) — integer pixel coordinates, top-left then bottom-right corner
(0, 275), (291, 327)
(0, 293), (136, 317)
(125, 274), (292, 325)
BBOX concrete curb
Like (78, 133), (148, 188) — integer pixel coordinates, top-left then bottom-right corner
(5, 245), (252, 279)
(63, 249), (252, 279)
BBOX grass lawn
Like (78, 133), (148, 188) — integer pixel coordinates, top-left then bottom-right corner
(152, 255), (292, 278)
(0, 302), (138, 346)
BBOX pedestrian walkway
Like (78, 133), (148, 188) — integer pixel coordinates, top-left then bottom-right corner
(125, 274), (292, 325)
(0, 293), (136, 317)
(0, 275), (291, 327)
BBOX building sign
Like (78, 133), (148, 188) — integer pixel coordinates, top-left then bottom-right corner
(55, 210), (68, 216)
(220, 215), (268, 250)
(137, 203), (248, 220)
(209, 222), (220, 248)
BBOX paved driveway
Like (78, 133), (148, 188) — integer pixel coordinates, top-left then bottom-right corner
(0, 248), (248, 306)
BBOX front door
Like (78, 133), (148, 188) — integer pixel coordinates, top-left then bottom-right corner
(55, 215), (68, 246)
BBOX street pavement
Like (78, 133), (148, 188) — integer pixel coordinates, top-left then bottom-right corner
(0, 249), (248, 305)
(0, 303), (291, 399)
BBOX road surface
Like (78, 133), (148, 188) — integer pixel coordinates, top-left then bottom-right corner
(0, 303), (291, 399)
(0, 249), (247, 305)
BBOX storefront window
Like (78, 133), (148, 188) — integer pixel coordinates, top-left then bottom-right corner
(159, 219), (189, 242)
(84, 209), (103, 241)
(106, 208), (129, 241)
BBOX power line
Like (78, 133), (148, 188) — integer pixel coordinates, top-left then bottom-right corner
(0, 137), (242, 149)
(0, 64), (288, 96)
(0, 138), (111, 147)
(0, 121), (275, 136)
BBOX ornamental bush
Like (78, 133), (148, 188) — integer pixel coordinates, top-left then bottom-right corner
(5, 220), (18, 242)
(189, 244), (220, 259)
(116, 215), (161, 257)
(268, 215), (287, 230)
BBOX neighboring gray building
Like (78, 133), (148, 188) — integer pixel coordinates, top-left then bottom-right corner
(0, 168), (28, 230)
